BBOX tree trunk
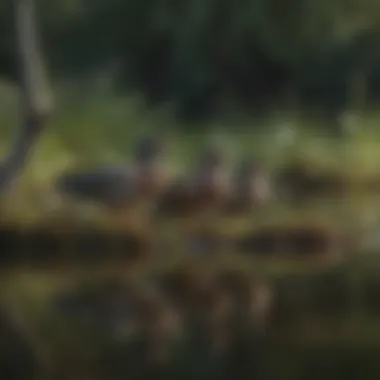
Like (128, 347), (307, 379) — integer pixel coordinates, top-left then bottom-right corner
(0, 0), (53, 193)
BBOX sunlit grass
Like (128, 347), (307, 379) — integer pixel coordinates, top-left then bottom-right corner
(1, 90), (380, 179)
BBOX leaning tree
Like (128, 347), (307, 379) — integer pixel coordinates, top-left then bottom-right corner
(0, 1), (54, 379)
(0, 0), (53, 193)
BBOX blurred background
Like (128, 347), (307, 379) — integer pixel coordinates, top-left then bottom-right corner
(2, 0), (380, 379)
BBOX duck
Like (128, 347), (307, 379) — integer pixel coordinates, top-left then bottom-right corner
(50, 135), (170, 231)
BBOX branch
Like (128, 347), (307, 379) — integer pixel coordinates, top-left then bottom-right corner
(0, 0), (53, 194)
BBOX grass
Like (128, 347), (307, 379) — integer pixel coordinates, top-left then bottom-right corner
(0, 83), (380, 224)
(1, 79), (380, 173)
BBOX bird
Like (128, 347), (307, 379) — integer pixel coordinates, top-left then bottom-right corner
(156, 142), (233, 255)
(50, 135), (170, 231)
(157, 142), (232, 220)
(225, 157), (273, 215)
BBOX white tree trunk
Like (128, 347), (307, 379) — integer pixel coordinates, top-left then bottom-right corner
(0, 0), (53, 193)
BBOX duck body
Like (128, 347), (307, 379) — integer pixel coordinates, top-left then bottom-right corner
(56, 162), (169, 209)
(158, 144), (232, 219)
(159, 168), (231, 218)
(56, 165), (139, 208)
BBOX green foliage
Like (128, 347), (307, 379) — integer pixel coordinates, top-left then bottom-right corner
(2, 0), (380, 120)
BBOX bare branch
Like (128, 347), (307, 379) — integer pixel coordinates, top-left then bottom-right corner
(0, 0), (53, 193)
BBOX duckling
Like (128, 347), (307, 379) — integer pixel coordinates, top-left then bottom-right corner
(157, 143), (232, 220)
(226, 157), (272, 215)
